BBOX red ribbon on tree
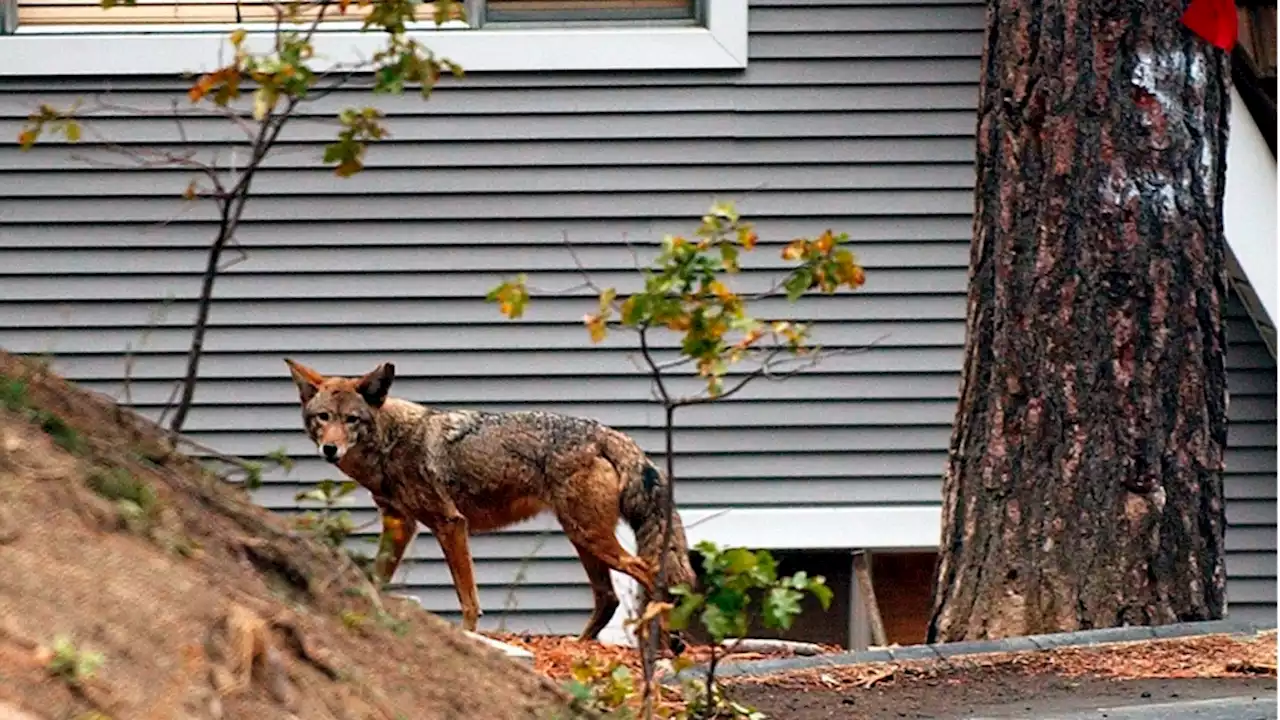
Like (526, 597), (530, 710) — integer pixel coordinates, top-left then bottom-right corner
(1181, 0), (1239, 51)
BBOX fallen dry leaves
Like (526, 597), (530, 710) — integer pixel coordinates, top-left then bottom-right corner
(728, 630), (1278, 692)
(480, 629), (1276, 689)
(480, 632), (842, 681)
(1043, 629), (1279, 680)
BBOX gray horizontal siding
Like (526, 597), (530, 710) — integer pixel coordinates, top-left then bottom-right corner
(0, 0), (1273, 634)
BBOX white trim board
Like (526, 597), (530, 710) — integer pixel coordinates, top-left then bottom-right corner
(596, 505), (943, 647)
(0, 0), (747, 76)
(1223, 85), (1278, 327)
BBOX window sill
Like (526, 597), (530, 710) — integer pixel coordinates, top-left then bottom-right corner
(0, 0), (746, 76)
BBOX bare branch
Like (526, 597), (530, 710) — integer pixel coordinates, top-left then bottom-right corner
(619, 231), (648, 273)
(69, 94), (258, 142)
(218, 243), (251, 273)
(674, 333), (891, 407)
(170, 97), (191, 144)
(623, 351), (695, 376)
(167, 430), (261, 472)
(305, 60), (375, 103)
(520, 279), (597, 296)
(560, 232), (609, 293)
(170, 84), (311, 432)
(637, 325), (672, 406)
(684, 508), (731, 530)
(155, 379), (183, 428)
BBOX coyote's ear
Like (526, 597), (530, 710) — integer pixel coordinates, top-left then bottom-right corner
(356, 362), (395, 409)
(284, 358), (325, 404)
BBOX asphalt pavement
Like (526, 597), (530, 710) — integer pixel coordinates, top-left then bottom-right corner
(967, 693), (1276, 720)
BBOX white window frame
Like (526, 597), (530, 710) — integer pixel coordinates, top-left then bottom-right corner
(0, 0), (747, 76)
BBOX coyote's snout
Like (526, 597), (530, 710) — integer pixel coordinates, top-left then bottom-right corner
(284, 358), (697, 645)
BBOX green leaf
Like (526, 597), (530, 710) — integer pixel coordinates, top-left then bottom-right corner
(721, 548), (757, 576)
(565, 680), (592, 703)
(265, 446), (295, 473)
(751, 550), (779, 584)
(295, 489), (327, 503)
(667, 590), (704, 631)
(718, 243), (740, 273)
(808, 578), (834, 610)
(620, 294), (649, 327)
(700, 602), (739, 643)
(783, 267), (813, 302)
(761, 586), (803, 630)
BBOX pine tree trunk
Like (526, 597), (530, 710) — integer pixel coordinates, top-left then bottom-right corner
(927, 0), (1233, 643)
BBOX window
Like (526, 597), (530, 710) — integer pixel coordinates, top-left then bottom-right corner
(7, 0), (697, 28)
(0, 0), (746, 75)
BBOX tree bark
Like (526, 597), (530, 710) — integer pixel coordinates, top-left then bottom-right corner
(927, 0), (1233, 643)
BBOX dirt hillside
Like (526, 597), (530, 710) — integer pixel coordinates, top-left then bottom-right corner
(0, 351), (578, 720)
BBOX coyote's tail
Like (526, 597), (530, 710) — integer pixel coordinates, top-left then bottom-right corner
(604, 431), (697, 599)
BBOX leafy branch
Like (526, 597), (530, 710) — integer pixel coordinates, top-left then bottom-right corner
(18, 0), (466, 434)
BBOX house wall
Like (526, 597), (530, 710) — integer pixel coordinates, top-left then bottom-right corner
(0, 0), (1274, 635)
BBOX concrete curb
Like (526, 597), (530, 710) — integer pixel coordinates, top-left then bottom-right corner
(666, 617), (1278, 686)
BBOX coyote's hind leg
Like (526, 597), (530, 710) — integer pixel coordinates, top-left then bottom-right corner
(553, 458), (657, 596)
(572, 541), (622, 641)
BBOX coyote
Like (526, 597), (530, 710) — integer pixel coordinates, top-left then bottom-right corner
(284, 358), (697, 643)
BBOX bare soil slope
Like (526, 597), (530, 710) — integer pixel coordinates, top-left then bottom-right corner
(0, 351), (576, 720)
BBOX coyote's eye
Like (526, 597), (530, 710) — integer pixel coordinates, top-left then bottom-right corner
(316, 412), (331, 422)
(345, 415), (360, 424)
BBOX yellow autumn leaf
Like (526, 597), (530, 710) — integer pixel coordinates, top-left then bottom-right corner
(708, 280), (735, 301)
(182, 180), (198, 201)
(17, 128), (38, 150)
(229, 28), (248, 48)
(736, 328), (764, 348)
(781, 239), (806, 261)
(634, 600), (673, 628)
(584, 314), (608, 343)
(62, 121), (82, 143)
(815, 229), (836, 254)
(672, 654), (696, 674)
(598, 287), (617, 313)
(252, 85), (278, 121)
(334, 157), (363, 177)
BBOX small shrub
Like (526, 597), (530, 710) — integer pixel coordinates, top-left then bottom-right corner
(0, 376), (28, 412)
(46, 634), (105, 686)
(37, 410), (85, 454)
(340, 610), (368, 631)
(0, 375), (85, 454)
(668, 542), (834, 643)
(564, 657), (640, 719)
(562, 542), (834, 719)
(241, 461), (265, 491)
(87, 467), (161, 535)
(293, 478), (359, 548)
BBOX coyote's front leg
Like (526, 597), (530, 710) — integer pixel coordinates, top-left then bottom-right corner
(373, 505), (415, 587)
(434, 514), (482, 632)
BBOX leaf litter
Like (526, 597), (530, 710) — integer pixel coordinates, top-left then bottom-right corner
(727, 629), (1278, 692)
